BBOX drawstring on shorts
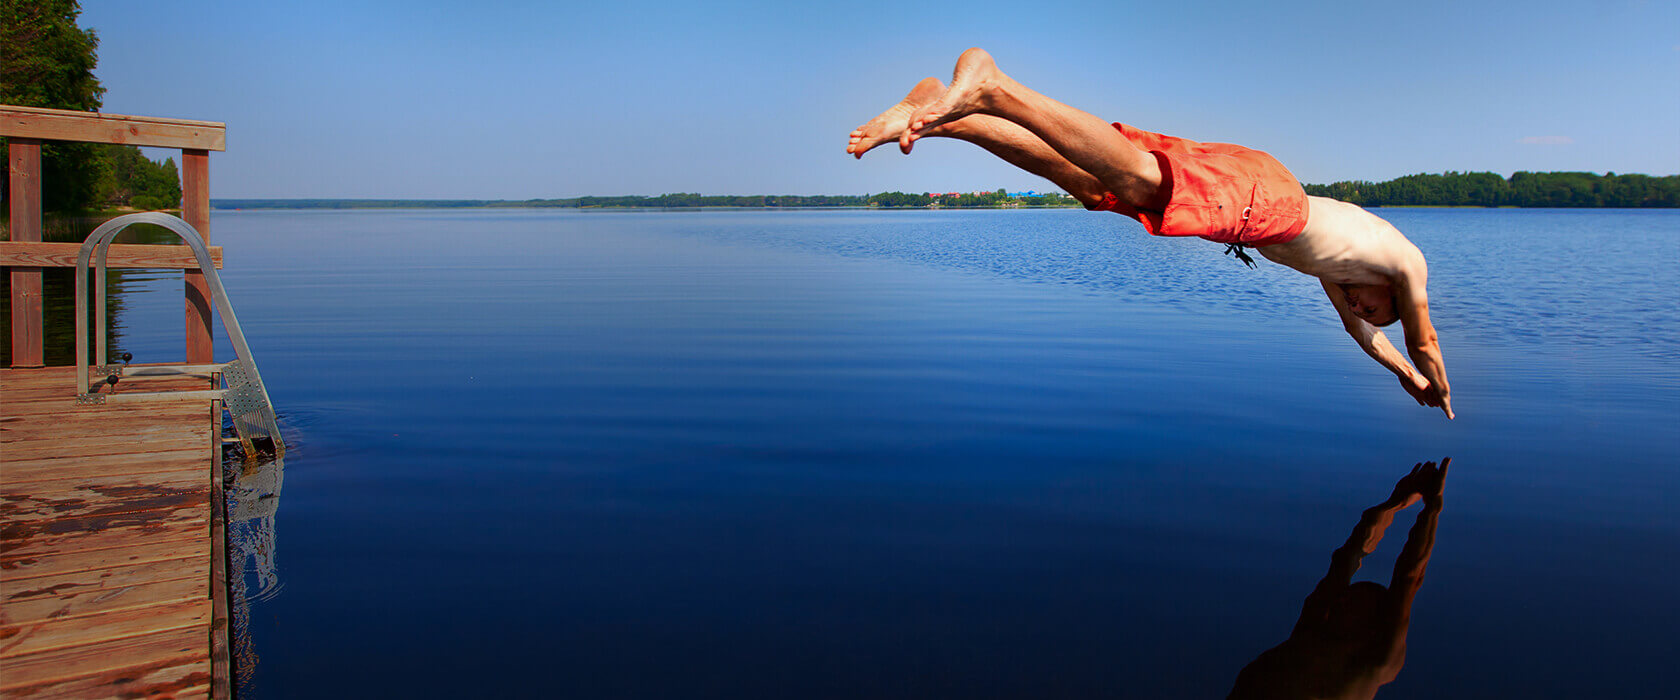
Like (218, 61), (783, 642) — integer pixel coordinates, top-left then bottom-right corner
(1225, 205), (1258, 268)
(1224, 243), (1256, 269)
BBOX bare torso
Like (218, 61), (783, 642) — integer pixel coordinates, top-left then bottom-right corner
(1256, 196), (1423, 285)
(1253, 195), (1453, 419)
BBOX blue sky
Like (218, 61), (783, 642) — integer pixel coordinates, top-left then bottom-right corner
(82, 0), (1678, 198)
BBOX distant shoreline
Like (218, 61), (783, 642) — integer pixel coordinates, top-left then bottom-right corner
(210, 199), (1679, 211)
(209, 200), (1085, 211)
(214, 171), (1679, 210)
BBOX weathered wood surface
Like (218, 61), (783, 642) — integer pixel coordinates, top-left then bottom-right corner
(0, 242), (223, 270)
(0, 106), (225, 152)
(8, 139), (44, 368)
(182, 151), (214, 366)
(207, 399), (230, 699)
(1, 365), (223, 698)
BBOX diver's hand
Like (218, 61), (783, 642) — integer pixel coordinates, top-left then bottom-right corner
(1418, 458), (1449, 506)
(1399, 372), (1453, 419)
(1424, 382), (1454, 420)
(1400, 373), (1434, 408)
(1388, 462), (1427, 507)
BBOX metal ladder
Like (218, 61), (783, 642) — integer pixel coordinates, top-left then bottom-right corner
(74, 212), (284, 459)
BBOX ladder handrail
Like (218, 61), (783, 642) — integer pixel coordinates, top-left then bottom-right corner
(74, 213), (273, 422)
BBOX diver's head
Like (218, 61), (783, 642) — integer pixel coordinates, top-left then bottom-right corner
(1341, 283), (1399, 327)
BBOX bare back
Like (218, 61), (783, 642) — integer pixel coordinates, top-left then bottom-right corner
(1256, 196), (1423, 285)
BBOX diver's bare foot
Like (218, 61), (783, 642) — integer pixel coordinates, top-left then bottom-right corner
(846, 77), (945, 159)
(902, 48), (1007, 152)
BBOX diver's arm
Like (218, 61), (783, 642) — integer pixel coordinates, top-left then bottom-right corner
(1390, 459), (1448, 605)
(1392, 264), (1453, 419)
(1321, 280), (1434, 408)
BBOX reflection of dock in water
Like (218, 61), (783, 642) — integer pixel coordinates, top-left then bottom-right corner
(224, 450), (284, 690)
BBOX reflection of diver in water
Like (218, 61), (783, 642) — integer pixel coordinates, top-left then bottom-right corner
(1229, 459), (1448, 699)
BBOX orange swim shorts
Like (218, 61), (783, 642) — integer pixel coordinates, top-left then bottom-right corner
(1089, 123), (1309, 246)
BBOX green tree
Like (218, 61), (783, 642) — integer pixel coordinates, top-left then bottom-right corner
(1, 0), (109, 213)
(106, 146), (180, 210)
(1306, 171), (1677, 208)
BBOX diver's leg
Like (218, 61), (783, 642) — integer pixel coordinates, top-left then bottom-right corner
(847, 78), (1109, 207)
(905, 48), (1165, 210)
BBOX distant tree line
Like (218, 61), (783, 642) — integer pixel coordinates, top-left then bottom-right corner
(1, 0), (183, 214)
(533, 193), (873, 208)
(511, 192), (1076, 208)
(213, 176), (1680, 211)
(213, 192), (1084, 210)
(213, 199), (490, 210)
(1304, 171), (1679, 208)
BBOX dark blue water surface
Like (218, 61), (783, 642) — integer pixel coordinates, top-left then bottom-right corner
(113, 208), (1679, 697)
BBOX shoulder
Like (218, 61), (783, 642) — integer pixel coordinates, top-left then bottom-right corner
(1386, 229), (1428, 285)
(1281, 198), (1413, 282)
(1300, 197), (1391, 245)
(1342, 206), (1425, 282)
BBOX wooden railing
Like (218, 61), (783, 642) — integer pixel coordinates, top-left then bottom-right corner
(2, 105), (226, 367)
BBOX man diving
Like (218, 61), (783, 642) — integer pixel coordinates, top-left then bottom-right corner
(848, 48), (1453, 418)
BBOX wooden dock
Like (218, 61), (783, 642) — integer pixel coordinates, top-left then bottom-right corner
(3, 106), (235, 698)
(1, 366), (228, 698)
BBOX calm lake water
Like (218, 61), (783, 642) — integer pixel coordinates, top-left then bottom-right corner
(69, 208), (1680, 696)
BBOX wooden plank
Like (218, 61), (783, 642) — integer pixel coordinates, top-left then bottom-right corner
(0, 394), (220, 418)
(208, 399), (230, 700)
(0, 388), (212, 409)
(0, 395), (210, 417)
(0, 398), (210, 417)
(3, 658), (210, 700)
(0, 428), (207, 456)
(1, 382), (214, 404)
(0, 391), (210, 414)
(0, 429), (208, 457)
(1, 467), (202, 498)
(0, 450), (211, 485)
(8, 139), (43, 368)
(0, 517), (207, 565)
(1, 479), (208, 526)
(2, 480), (206, 522)
(0, 538), (203, 583)
(1, 379), (209, 403)
(2, 425), (209, 455)
(0, 555), (205, 622)
(1, 570), (204, 627)
(1, 369), (212, 402)
(0, 106), (225, 151)
(0, 242), (223, 269)
(0, 597), (208, 659)
(0, 623), (206, 693)
(183, 150), (213, 364)
(2, 362), (212, 378)
(1, 434), (213, 462)
(0, 509), (209, 565)
(3, 367), (213, 390)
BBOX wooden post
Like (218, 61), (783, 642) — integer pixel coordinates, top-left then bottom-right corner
(8, 138), (44, 367)
(183, 149), (213, 363)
